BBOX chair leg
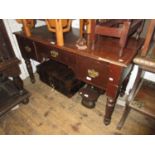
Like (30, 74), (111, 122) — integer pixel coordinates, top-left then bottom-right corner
(119, 21), (131, 57)
(117, 105), (131, 130)
(136, 20), (144, 40)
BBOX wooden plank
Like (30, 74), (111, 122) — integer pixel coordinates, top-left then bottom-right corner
(0, 76), (154, 134)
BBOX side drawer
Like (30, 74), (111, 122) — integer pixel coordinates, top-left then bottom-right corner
(16, 36), (37, 60)
(35, 42), (62, 63)
(76, 56), (109, 89)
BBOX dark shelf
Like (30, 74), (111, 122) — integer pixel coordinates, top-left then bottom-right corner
(129, 80), (155, 119)
(0, 79), (30, 116)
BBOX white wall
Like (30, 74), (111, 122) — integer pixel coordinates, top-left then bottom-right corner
(3, 19), (46, 79)
(3, 19), (155, 95)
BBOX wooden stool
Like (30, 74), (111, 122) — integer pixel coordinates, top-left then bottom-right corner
(117, 19), (155, 130)
(16, 19), (35, 37)
(45, 19), (72, 46)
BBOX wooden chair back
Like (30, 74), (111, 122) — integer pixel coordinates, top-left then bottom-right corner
(88, 19), (144, 57)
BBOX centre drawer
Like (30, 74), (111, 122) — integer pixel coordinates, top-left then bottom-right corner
(35, 42), (76, 69)
(35, 42), (62, 63)
(76, 56), (109, 89)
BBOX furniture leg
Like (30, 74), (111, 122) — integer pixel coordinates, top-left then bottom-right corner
(104, 96), (119, 125)
(55, 19), (64, 46)
(136, 20), (144, 40)
(13, 76), (24, 95)
(117, 104), (131, 130)
(22, 19), (31, 37)
(119, 75), (130, 97)
(104, 64), (125, 125)
(117, 68), (144, 129)
(119, 21), (131, 57)
(119, 65), (133, 97)
(25, 58), (35, 83)
(89, 19), (96, 50)
(80, 19), (84, 38)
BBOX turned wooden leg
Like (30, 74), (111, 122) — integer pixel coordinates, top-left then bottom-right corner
(13, 76), (24, 95)
(104, 97), (116, 125)
(117, 104), (131, 130)
(25, 58), (35, 83)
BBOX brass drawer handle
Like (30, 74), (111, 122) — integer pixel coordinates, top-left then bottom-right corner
(50, 50), (59, 58)
(24, 46), (32, 52)
(87, 69), (99, 78)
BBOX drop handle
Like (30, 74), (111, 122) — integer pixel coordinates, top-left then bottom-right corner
(87, 69), (99, 78)
(50, 50), (59, 58)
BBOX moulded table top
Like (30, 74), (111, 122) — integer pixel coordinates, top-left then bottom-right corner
(14, 26), (144, 67)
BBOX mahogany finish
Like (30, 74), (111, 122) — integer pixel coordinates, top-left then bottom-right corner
(14, 26), (143, 125)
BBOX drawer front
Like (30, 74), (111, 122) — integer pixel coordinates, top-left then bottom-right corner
(61, 50), (76, 70)
(76, 56), (109, 89)
(35, 42), (62, 63)
(35, 42), (76, 70)
(16, 36), (37, 60)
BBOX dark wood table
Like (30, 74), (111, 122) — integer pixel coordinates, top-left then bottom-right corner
(14, 26), (143, 125)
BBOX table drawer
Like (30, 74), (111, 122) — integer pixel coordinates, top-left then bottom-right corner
(35, 42), (62, 62)
(61, 50), (76, 70)
(35, 42), (76, 70)
(76, 56), (109, 89)
(16, 36), (37, 60)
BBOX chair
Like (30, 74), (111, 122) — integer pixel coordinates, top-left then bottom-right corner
(16, 19), (72, 46)
(79, 19), (92, 37)
(88, 19), (144, 57)
(117, 19), (155, 130)
(45, 19), (72, 46)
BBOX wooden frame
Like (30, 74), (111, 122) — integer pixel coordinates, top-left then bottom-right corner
(87, 19), (144, 57)
(16, 19), (35, 37)
(45, 19), (72, 46)
(117, 19), (155, 130)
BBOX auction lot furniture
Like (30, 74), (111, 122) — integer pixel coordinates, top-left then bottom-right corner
(117, 20), (155, 129)
(14, 23), (143, 125)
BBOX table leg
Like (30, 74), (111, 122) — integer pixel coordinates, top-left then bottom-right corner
(104, 97), (115, 125)
(104, 64), (126, 125)
(119, 76), (129, 97)
(119, 66), (133, 97)
(25, 58), (35, 83)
